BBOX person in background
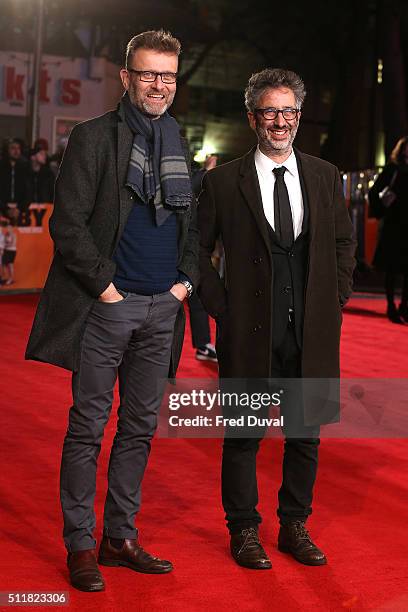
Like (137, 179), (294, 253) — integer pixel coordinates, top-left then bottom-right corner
(34, 138), (50, 155)
(188, 155), (218, 361)
(28, 146), (55, 203)
(0, 218), (5, 282)
(14, 137), (29, 162)
(2, 217), (17, 285)
(369, 136), (408, 323)
(0, 139), (30, 223)
(49, 137), (69, 177)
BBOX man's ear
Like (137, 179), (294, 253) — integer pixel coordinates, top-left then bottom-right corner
(247, 111), (256, 132)
(120, 68), (130, 91)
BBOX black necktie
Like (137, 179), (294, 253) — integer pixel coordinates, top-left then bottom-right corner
(272, 166), (294, 248)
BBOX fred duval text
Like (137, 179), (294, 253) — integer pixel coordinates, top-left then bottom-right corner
(168, 415), (284, 428)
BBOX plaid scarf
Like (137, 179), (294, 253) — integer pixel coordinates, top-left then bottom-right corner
(122, 92), (193, 226)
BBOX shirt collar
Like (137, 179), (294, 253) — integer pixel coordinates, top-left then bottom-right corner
(254, 146), (297, 178)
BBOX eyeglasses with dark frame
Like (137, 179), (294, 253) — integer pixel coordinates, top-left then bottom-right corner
(254, 107), (299, 120)
(127, 69), (178, 84)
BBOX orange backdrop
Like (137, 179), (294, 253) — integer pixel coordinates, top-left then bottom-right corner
(1, 203), (54, 293)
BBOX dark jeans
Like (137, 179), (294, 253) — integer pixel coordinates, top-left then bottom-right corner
(222, 322), (320, 534)
(60, 290), (181, 552)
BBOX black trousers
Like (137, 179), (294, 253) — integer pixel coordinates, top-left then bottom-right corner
(221, 322), (320, 534)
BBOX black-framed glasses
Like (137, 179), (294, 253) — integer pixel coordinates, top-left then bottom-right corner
(127, 69), (178, 84)
(254, 107), (299, 120)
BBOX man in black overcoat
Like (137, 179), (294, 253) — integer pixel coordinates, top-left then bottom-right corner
(198, 69), (356, 569)
(26, 30), (198, 591)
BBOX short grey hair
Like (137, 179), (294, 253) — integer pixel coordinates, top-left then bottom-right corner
(125, 29), (181, 68)
(244, 68), (306, 112)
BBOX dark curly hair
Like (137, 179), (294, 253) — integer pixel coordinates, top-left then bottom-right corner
(244, 68), (306, 112)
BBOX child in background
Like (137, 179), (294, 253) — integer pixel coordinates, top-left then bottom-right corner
(2, 219), (17, 285)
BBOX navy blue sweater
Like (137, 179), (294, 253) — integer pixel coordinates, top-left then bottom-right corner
(113, 197), (179, 295)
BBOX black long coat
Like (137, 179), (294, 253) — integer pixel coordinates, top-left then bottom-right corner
(368, 163), (408, 272)
(198, 148), (356, 381)
(0, 159), (30, 214)
(25, 104), (199, 376)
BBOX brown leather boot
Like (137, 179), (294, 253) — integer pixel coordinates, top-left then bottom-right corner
(67, 550), (105, 592)
(278, 521), (327, 566)
(98, 536), (173, 574)
(230, 527), (272, 569)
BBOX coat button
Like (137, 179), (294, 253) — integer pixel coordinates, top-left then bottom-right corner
(253, 257), (262, 264)
(255, 290), (262, 297)
(253, 324), (262, 332)
(283, 286), (292, 294)
(288, 251), (294, 257)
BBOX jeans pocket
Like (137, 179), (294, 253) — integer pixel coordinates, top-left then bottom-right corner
(97, 290), (129, 305)
(168, 290), (183, 305)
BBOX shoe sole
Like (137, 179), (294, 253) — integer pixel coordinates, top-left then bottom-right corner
(278, 544), (327, 566)
(70, 581), (105, 592)
(98, 558), (173, 574)
(195, 355), (218, 362)
(232, 555), (272, 570)
(233, 560), (272, 570)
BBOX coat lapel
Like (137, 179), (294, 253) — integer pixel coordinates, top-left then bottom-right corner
(176, 137), (192, 259)
(238, 147), (321, 249)
(238, 148), (271, 256)
(294, 148), (321, 241)
(115, 104), (134, 249)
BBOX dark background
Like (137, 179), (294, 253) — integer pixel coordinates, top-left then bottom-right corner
(2, 0), (408, 167)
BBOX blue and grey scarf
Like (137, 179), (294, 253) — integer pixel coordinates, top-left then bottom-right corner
(122, 92), (193, 226)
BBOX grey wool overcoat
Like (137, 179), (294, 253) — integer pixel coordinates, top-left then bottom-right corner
(25, 104), (199, 377)
(198, 148), (356, 383)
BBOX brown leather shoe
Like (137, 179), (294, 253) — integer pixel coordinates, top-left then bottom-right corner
(67, 550), (105, 592)
(98, 536), (173, 574)
(230, 528), (272, 569)
(278, 521), (327, 566)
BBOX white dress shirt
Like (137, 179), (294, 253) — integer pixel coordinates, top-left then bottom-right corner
(254, 146), (304, 240)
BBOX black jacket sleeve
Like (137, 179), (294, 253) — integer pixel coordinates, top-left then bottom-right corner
(334, 169), (357, 306)
(197, 171), (228, 318)
(49, 124), (116, 297)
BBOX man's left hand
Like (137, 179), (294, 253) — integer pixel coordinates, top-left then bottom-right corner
(169, 283), (188, 301)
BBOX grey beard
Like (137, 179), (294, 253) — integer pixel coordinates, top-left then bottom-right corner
(128, 90), (173, 117)
(257, 124), (298, 155)
(142, 100), (169, 116)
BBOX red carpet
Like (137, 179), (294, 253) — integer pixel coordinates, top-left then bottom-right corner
(0, 294), (407, 611)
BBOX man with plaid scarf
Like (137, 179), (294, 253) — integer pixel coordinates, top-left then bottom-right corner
(26, 29), (198, 592)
